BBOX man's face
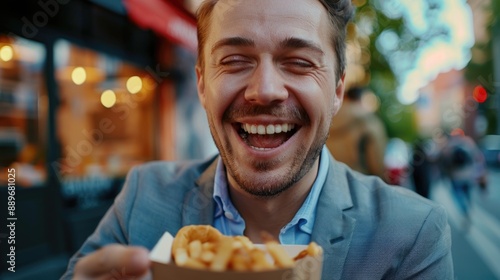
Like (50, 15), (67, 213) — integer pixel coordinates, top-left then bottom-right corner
(196, 0), (344, 196)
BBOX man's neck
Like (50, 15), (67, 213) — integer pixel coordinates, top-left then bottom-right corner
(227, 160), (319, 243)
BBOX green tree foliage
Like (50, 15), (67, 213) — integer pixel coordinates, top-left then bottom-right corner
(355, 0), (480, 140)
(354, 1), (419, 141)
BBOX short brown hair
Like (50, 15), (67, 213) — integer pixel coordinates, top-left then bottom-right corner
(195, 0), (354, 81)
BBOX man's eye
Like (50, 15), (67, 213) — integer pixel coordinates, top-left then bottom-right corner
(285, 59), (313, 68)
(220, 56), (249, 65)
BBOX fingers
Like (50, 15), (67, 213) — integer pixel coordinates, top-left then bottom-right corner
(74, 244), (150, 279)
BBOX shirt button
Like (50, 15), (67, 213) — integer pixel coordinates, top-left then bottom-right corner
(224, 211), (235, 220)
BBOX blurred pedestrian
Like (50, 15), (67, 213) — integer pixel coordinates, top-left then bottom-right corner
(440, 134), (488, 219)
(411, 139), (432, 198)
(384, 138), (411, 186)
(411, 138), (440, 198)
(326, 86), (388, 181)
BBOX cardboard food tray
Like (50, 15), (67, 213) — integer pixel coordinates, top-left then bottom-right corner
(150, 231), (323, 280)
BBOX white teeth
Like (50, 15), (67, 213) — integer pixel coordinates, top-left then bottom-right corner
(252, 147), (272, 151)
(241, 123), (295, 135)
(257, 125), (266, 135)
(266, 125), (275, 134)
(251, 125), (257, 134)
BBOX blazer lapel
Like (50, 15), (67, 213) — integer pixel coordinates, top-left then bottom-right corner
(181, 158), (218, 226)
(312, 153), (355, 280)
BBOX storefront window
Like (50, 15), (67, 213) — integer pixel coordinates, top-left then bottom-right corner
(54, 40), (156, 207)
(0, 35), (47, 187)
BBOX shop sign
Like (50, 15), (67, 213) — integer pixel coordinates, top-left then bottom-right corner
(124, 0), (197, 53)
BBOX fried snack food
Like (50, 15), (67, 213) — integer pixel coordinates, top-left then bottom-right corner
(171, 225), (223, 267)
(171, 225), (322, 271)
(293, 242), (323, 261)
(260, 231), (295, 268)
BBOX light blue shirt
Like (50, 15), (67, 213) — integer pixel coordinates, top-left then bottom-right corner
(213, 146), (329, 244)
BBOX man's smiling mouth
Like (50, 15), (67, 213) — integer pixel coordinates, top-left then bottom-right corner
(236, 123), (299, 150)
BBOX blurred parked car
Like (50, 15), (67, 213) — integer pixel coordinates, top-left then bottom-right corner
(479, 134), (500, 167)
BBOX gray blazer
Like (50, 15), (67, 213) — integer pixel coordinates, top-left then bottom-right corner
(62, 153), (453, 279)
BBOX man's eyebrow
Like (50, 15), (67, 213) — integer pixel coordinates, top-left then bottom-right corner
(279, 37), (324, 55)
(211, 37), (255, 54)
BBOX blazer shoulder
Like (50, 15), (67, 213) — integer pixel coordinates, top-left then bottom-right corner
(121, 156), (218, 242)
(129, 156), (217, 189)
(341, 165), (445, 223)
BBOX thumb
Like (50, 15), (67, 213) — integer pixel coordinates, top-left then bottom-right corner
(74, 245), (150, 279)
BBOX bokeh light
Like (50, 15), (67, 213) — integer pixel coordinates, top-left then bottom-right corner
(473, 85), (488, 103)
(0, 45), (14, 62)
(71, 67), (87, 85)
(126, 76), (143, 94)
(101, 90), (116, 108)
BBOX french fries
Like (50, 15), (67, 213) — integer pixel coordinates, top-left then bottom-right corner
(171, 225), (322, 271)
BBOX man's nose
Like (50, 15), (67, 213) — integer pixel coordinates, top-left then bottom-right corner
(244, 60), (288, 105)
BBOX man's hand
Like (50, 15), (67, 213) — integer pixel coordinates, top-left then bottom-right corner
(73, 245), (151, 279)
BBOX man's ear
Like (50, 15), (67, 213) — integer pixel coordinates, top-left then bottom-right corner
(332, 72), (346, 113)
(196, 65), (206, 109)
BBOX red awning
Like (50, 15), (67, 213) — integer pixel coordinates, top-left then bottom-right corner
(124, 0), (198, 53)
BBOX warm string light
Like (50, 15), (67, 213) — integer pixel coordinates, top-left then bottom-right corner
(70, 69), (144, 106)
(0, 45), (14, 62)
(101, 90), (116, 108)
(126, 76), (143, 94)
(71, 67), (87, 85)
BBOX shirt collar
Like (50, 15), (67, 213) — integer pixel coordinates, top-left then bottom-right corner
(282, 146), (329, 234)
(213, 159), (241, 221)
(213, 146), (330, 231)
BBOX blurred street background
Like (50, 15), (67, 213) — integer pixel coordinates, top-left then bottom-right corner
(0, 0), (499, 279)
(432, 166), (500, 279)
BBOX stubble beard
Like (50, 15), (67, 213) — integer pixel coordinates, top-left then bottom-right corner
(230, 141), (323, 198)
